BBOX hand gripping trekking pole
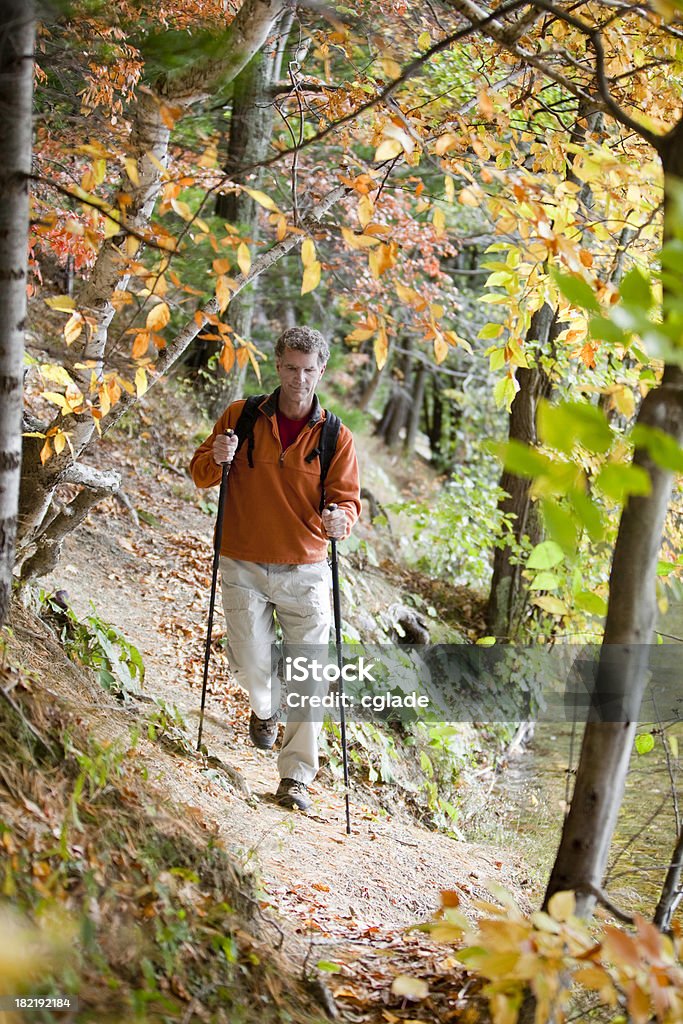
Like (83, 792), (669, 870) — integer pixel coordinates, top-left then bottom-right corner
(327, 503), (351, 835)
(197, 429), (233, 752)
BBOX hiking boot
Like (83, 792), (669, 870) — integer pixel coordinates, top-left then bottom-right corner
(275, 778), (311, 811)
(249, 712), (278, 750)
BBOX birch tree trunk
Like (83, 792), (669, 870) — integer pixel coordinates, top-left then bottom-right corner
(0, 1), (34, 625)
(17, 0), (287, 564)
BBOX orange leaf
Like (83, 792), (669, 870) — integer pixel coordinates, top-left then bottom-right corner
(219, 342), (235, 374)
(146, 302), (170, 331)
(132, 332), (150, 359)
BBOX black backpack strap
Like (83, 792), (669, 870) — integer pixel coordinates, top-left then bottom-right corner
(233, 394), (266, 469)
(316, 411), (342, 513)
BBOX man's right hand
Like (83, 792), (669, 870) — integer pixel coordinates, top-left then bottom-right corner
(212, 432), (238, 466)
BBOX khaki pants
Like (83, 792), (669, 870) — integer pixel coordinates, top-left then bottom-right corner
(219, 556), (331, 784)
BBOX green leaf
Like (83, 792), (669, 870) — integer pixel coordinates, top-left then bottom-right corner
(553, 270), (600, 312)
(492, 439), (551, 477)
(570, 491), (605, 541)
(493, 374), (519, 411)
(574, 590), (607, 616)
(478, 322), (503, 340)
(595, 463), (651, 502)
(635, 733), (655, 755)
(631, 424), (683, 472)
(538, 400), (613, 456)
(619, 267), (653, 311)
(589, 316), (628, 346)
(527, 540), (564, 570)
(541, 499), (579, 553)
(528, 571), (560, 590)
(317, 961), (342, 973)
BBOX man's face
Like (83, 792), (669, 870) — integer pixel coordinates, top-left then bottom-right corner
(276, 347), (326, 409)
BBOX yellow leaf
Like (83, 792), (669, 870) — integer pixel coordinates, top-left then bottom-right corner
(247, 346), (262, 383)
(103, 213), (122, 238)
(171, 198), (193, 221)
(444, 175), (454, 203)
(216, 275), (233, 313)
(341, 228), (380, 250)
(547, 890), (575, 922)
(45, 296), (76, 313)
(345, 327), (376, 343)
(237, 243), (251, 276)
(380, 57), (401, 78)
(301, 260), (321, 295)
(435, 133), (458, 156)
(81, 168), (96, 192)
(40, 364), (74, 387)
(41, 391), (69, 413)
(276, 215), (287, 241)
(459, 186), (481, 207)
(301, 238), (316, 267)
(135, 367), (148, 396)
(197, 144), (218, 168)
(242, 186), (279, 212)
(374, 138), (403, 162)
(368, 242), (397, 279)
(93, 158), (106, 185)
(396, 282), (419, 305)
(434, 332), (448, 364)
(53, 431), (66, 456)
(374, 327), (389, 369)
(433, 207), (446, 236)
(358, 194), (374, 229)
(146, 302), (170, 331)
(418, 30), (431, 49)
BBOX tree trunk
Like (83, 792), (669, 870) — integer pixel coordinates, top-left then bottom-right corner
(486, 305), (557, 640)
(0, 1), (34, 625)
(545, 124), (683, 916)
(404, 362), (428, 455)
(544, 368), (683, 916)
(426, 376), (444, 457)
(375, 340), (413, 448)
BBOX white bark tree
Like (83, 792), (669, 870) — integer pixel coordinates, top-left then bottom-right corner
(0, 0), (34, 624)
(17, 0), (292, 577)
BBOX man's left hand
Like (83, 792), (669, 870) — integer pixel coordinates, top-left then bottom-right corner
(322, 507), (347, 540)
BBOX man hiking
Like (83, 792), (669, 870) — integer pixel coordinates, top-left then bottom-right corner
(190, 326), (361, 811)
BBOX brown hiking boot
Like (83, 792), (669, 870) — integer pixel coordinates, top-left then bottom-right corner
(275, 778), (311, 811)
(248, 711), (278, 750)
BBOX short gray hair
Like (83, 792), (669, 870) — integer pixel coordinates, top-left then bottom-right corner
(275, 326), (329, 365)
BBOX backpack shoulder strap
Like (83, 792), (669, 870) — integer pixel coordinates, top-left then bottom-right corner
(233, 394), (266, 469)
(317, 411), (342, 513)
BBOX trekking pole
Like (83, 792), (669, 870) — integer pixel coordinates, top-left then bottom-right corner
(327, 503), (351, 835)
(197, 429), (233, 752)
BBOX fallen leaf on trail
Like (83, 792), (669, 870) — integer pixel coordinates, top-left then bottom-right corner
(331, 984), (362, 999)
(391, 974), (429, 1000)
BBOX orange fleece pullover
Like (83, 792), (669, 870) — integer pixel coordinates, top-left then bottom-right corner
(189, 390), (361, 564)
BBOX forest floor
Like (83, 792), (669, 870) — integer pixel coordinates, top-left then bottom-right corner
(5, 387), (536, 1023)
